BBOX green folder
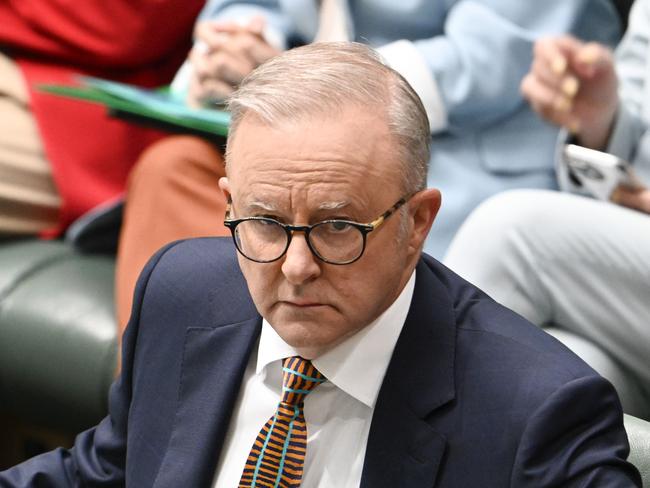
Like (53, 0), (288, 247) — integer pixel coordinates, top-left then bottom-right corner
(39, 76), (230, 140)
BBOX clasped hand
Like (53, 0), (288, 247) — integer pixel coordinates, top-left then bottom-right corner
(187, 16), (281, 107)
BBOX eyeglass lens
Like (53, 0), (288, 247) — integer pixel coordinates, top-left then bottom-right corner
(233, 219), (364, 263)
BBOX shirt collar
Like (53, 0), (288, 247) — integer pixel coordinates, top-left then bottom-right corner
(256, 271), (416, 408)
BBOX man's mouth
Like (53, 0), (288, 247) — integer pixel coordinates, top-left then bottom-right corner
(281, 300), (326, 308)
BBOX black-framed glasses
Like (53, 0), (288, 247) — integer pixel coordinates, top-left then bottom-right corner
(224, 196), (409, 265)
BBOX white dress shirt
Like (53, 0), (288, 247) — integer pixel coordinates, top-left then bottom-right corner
(212, 271), (416, 487)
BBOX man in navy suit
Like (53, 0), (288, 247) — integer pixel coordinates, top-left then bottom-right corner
(0, 42), (641, 487)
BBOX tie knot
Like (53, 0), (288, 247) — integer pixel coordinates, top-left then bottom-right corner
(281, 356), (326, 405)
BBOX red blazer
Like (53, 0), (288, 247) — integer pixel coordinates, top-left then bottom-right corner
(0, 0), (205, 233)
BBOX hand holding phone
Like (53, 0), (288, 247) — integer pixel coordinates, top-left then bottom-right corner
(562, 144), (646, 201)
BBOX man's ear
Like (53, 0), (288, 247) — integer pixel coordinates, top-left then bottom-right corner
(407, 188), (441, 255)
(219, 177), (231, 200)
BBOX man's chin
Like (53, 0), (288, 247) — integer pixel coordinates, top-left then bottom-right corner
(270, 320), (337, 358)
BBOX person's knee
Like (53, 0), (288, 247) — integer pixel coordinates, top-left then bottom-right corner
(470, 189), (558, 234)
(444, 189), (561, 282)
(447, 190), (545, 253)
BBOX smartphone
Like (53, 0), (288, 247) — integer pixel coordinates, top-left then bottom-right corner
(562, 144), (645, 200)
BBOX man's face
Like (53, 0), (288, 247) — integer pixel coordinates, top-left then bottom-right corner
(222, 107), (428, 358)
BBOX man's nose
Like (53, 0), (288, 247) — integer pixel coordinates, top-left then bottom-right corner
(281, 233), (321, 285)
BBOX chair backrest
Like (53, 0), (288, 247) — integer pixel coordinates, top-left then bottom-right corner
(625, 414), (650, 487)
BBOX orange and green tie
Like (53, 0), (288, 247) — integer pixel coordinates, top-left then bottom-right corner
(239, 356), (326, 487)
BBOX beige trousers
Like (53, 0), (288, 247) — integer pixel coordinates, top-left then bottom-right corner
(0, 51), (60, 234)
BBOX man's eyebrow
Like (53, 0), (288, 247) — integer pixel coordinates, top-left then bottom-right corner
(244, 201), (351, 212)
(317, 201), (349, 211)
(246, 201), (279, 212)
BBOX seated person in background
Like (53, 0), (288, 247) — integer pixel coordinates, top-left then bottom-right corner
(0, 0), (205, 236)
(444, 0), (650, 418)
(114, 0), (622, 331)
(0, 42), (640, 488)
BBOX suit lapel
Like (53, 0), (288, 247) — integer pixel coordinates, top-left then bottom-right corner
(361, 259), (457, 488)
(153, 316), (262, 488)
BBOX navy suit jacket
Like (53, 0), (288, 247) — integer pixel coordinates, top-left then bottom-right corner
(1, 237), (641, 487)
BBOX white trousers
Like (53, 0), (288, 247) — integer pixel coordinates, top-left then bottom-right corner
(444, 189), (650, 417)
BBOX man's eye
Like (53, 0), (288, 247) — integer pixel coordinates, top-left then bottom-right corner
(329, 221), (353, 232)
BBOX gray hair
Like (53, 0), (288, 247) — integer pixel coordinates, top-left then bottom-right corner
(226, 42), (430, 194)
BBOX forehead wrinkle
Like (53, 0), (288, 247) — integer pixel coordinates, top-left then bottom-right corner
(243, 156), (375, 179)
(238, 169), (372, 201)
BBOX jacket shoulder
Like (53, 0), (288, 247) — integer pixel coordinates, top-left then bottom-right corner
(133, 237), (258, 328)
(419, 253), (598, 388)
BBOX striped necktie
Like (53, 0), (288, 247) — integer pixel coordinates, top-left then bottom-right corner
(239, 356), (326, 487)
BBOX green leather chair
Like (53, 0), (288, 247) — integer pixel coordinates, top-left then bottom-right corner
(0, 240), (117, 433)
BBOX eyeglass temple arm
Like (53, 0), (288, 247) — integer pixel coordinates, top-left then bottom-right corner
(224, 199), (233, 220)
(369, 197), (407, 230)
